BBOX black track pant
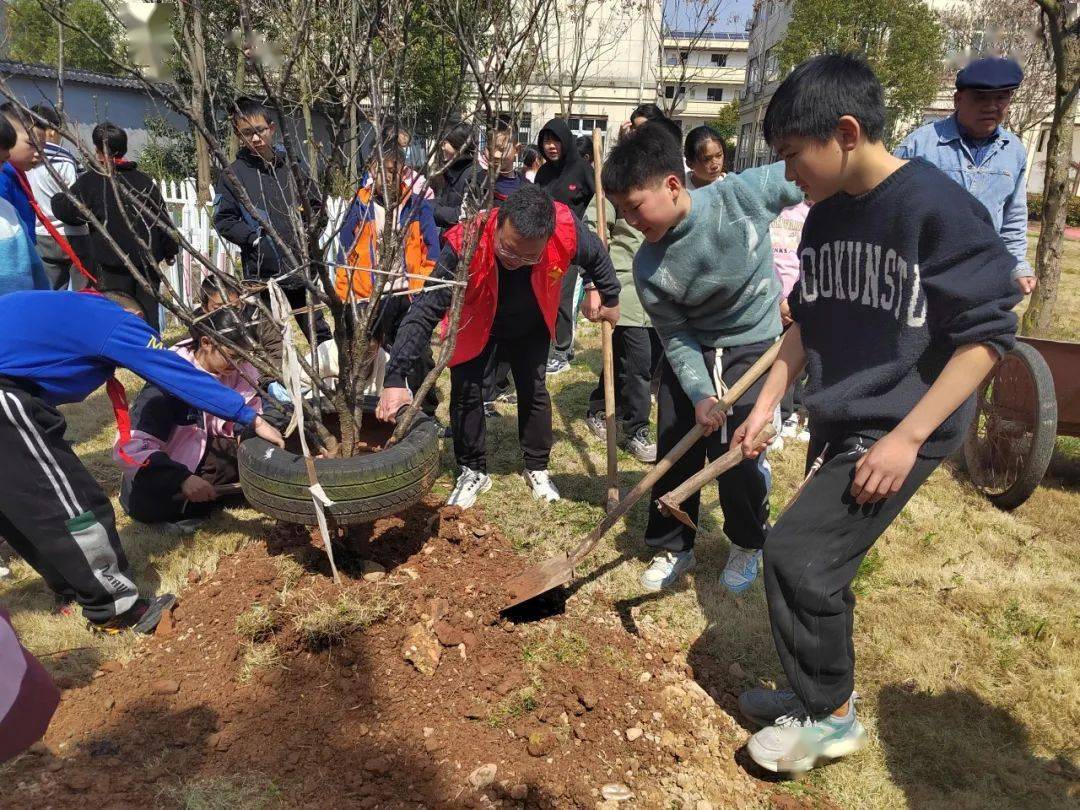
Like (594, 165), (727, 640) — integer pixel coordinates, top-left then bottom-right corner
(764, 433), (939, 716)
(450, 327), (553, 473)
(645, 340), (774, 553)
(0, 379), (138, 624)
(587, 326), (661, 437)
(122, 437), (241, 524)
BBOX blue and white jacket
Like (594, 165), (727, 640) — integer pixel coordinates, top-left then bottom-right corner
(0, 197), (48, 296)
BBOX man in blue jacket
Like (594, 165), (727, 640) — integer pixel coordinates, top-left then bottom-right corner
(0, 290), (284, 633)
(895, 57), (1036, 295)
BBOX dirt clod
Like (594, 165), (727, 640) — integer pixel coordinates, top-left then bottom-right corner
(433, 620), (464, 647)
(468, 763), (498, 790)
(150, 678), (180, 695)
(402, 622), (441, 675)
(527, 729), (557, 758)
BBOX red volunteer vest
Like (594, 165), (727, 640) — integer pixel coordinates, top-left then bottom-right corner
(442, 203), (577, 367)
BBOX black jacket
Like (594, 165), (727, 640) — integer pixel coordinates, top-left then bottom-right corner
(534, 118), (595, 219)
(432, 154), (480, 229)
(212, 146), (325, 288)
(52, 161), (178, 271)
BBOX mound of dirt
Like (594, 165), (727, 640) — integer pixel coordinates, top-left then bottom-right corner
(4, 501), (822, 809)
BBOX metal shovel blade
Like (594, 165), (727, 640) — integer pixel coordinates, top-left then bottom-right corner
(503, 550), (575, 610)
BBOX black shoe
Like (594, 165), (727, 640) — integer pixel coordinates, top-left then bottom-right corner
(585, 411), (607, 441)
(483, 402), (500, 418)
(494, 389), (517, 405)
(91, 594), (176, 635)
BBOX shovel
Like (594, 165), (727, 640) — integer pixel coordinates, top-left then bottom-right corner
(592, 128), (619, 514)
(502, 338), (783, 610)
(657, 423), (777, 531)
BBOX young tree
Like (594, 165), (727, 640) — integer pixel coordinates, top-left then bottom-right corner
(535, 0), (641, 117)
(4, 0), (124, 73)
(659, 0), (739, 118)
(3, 0), (548, 456)
(707, 97), (739, 141)
(777, 0), (946, 143)
(1021, 0), (1079, 336)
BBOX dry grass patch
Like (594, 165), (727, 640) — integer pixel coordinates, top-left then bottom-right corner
(238, 642), (285, 684)
(235, 602), (281, 642)
(288, 587), (396, 649)
(158, 773), (283, 809)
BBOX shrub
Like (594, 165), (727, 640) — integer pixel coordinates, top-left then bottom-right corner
(1027, 193), (1080, 227)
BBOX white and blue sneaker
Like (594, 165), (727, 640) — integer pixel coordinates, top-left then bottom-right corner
(640, 549), (696, 592)
(747, 702), (867, 774)
(721, 544), (762, 594)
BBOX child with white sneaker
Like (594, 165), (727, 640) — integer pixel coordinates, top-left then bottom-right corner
(732, 55), (1019, 774)
(601, 122), (802, 595)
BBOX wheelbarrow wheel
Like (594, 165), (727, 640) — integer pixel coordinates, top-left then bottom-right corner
(963, 341), (1057, 510)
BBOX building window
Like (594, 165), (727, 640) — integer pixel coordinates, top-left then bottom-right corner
(664, 85), (686, 100)
(706, 87), (724, 102)
(1036, 128), (1047, 152)
(764, 46), (780, 82)
(711, 53), (728, 67)
(679, 51), (689, 64)
(567, 116), (607, 148)
(666, 54), (678, 66)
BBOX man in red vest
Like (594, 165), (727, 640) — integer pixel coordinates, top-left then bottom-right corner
(376, 184), (620, 508)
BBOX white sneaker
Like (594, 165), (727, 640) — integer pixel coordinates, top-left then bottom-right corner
(0, 564), (9, 579)
(522, 469), (560, 502)
(639, 549), (696, 592)
(447, 466), (492, 509)
(721, 544), (762, 594)
(770, 435), (785, 454)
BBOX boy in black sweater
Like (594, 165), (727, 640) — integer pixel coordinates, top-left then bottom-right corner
(731, 55), (1020, 774)
(52, 122), (177, 329)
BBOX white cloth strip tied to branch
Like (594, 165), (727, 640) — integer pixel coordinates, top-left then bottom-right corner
(267, 281), (342, 585)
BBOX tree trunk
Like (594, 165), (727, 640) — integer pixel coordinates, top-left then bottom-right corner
(1022, 98), (1075, 336)
(1021, 2), (1078, 336)
(190, 2), (213, 206)
(228, 50), (247, 161)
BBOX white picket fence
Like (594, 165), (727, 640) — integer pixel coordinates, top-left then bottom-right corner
(157, 178), (349, 310)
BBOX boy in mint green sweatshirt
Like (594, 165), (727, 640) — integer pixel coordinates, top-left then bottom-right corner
(602, 122), (802, 595)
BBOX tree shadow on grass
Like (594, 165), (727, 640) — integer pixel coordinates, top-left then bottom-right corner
(876, 684), (1077, 809)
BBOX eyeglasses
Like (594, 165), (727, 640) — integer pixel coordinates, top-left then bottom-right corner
(238, 124), (271, 140)
(495, 232), (543, 265)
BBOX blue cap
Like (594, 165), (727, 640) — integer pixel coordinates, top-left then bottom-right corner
(955, 57), (1024, 91)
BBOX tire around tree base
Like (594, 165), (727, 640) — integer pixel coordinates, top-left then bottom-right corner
(238, 408), (441, 526)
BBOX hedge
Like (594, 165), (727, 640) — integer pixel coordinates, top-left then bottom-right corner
(1027, 193), (1080, 227)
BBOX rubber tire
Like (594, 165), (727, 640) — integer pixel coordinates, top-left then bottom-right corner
(963, 341), (1057, 511)
(238, 406), (441, 526)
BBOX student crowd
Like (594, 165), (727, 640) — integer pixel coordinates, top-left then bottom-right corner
(1, 54), (1033, 775)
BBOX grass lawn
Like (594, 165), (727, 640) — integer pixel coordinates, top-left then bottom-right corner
(2, 236), (1077, 807)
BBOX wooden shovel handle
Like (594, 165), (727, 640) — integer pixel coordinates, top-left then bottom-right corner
(565, 338), (783, 568)
(660, 423), (776, 508)
(593, 128), (618, 512)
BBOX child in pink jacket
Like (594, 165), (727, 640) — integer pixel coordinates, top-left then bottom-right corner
(115, 308), (262, 526)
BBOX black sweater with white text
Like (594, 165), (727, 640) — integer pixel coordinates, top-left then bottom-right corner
(790, 158), (1020, 457)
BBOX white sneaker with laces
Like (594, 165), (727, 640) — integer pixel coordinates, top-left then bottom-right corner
(639, 549), (696, 592)
(522, 469), (560, 502)
(721, 544), (762, 594)
(447, 466), (492, 509)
